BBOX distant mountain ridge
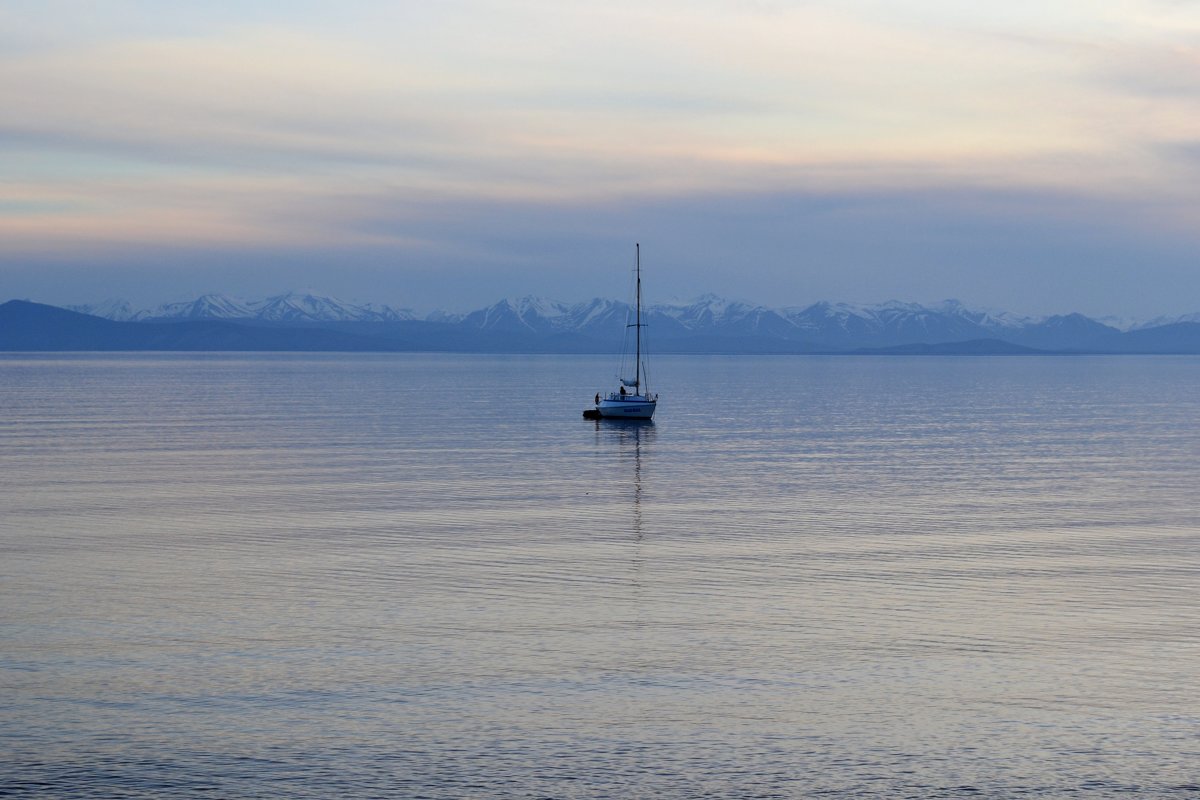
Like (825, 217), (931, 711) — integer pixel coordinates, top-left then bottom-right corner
(11, 292), (1200, 353)
(0, 301), (395, 352)
(70, 292), (417, 323)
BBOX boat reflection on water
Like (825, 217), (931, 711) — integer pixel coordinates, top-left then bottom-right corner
(592, 418), (654, 538)
(592, 418), (655, 601)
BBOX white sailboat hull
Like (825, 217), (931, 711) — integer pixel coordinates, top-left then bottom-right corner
(598, 397), (657, 419)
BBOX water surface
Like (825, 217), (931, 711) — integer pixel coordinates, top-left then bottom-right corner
(2, 353), (1199, 797)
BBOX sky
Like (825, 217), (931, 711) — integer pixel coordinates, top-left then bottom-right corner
(3, 0), (1200, 317)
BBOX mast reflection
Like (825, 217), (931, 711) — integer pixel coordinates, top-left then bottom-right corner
(592, 419), (655, 542)
(592, 419), (655, 628)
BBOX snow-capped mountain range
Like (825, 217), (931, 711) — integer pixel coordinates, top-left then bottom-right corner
(64, 291), (1200, 351)
(449, 295), (1129, 350)
(70, 292), (418, 323)
(73, 292), (1041, 332)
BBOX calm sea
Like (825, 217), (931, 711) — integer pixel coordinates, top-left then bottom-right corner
(2, 353), (1199, 798)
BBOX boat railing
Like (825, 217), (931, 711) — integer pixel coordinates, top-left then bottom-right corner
(605, 392), (657, 402)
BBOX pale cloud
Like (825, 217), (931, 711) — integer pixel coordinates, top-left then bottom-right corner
(5, 0), (1200, 312)
(0, 174), (371, 253)
(0, 14), (1131, 180)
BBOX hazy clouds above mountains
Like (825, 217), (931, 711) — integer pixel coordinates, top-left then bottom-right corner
(4, 1), (1200, 316)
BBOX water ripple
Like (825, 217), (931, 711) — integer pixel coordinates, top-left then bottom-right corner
(2, 353), (1200, 798)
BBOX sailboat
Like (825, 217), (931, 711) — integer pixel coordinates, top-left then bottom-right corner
(586, 244), (658, 420)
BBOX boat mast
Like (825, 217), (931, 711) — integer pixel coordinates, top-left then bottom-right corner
(635, 243), (641, 394)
